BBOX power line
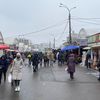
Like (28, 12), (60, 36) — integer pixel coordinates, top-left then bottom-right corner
(72, 17), (100, 24)
(72, 17), (100, 22)
(73, 20), (100, 25)
(5, 17), (100, 39)
(56, 21), (69, 41)
(72, 17), (100, 20)
(22, 20), (67, 36)
(4, 19), (68, 38)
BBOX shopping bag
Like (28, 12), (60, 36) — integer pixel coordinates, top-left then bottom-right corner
(8, 73), (12, 83)
(65, 67), (69, 73)
(65, 67), (68, 71)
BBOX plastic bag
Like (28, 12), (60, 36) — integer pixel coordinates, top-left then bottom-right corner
(8, 73), (12, 83)
(65, 67), (68, 71)
(65, 67), (69, 73)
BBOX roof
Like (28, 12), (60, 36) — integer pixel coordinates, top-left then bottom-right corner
(85, 28), (100, 37)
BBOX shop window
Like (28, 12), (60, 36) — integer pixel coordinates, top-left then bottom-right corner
(96, 35), (99, 42)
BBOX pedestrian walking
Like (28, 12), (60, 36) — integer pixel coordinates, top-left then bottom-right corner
(27, 53), (32, 66)
(0, 66), (3, 84)
(88, 58), (92, 68)
(58, 51), (63, 66)
(38, 52), (43, 67)
(67, 52), (76, 80)
(85, 53), (91, 69)
(0, 54), (12, 84)
(49, 52), (54, 67)
(43, 53), (49, 67)
(32, 52), (39, 72)
(0, 55), (7, 84)
(21, 53), (26, 62)
(10, 53), (23, 92)
(97, 59), (100, 81)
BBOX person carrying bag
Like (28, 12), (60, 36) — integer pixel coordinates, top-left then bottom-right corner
(10, 53), (23, 92)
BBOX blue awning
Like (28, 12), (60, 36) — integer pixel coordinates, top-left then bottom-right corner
(61, 45), (79, 51)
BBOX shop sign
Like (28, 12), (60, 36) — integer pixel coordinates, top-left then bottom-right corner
(88, 43), (97, 47)
(88, 33), (100, 43)
(77, 39), (88, 46)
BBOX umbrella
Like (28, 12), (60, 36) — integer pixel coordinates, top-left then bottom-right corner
(61, 45), (79, 51)
(0, 44), (10, 49)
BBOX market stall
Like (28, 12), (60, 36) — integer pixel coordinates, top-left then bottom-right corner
(0, 44), (9, 49)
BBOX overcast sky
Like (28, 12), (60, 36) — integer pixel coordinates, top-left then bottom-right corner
(0, 0), (100, 47)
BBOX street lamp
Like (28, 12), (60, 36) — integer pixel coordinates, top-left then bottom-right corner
(59, 3), (76, 44)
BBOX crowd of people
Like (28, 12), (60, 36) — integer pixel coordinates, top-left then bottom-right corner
(27, 51), (55, 71)
(0, 49), (100, 92)
(26, 50), (80, 80)
(0, 50), (57, 92)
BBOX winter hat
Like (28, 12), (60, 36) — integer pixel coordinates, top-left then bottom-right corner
(16, 53), (21, 56)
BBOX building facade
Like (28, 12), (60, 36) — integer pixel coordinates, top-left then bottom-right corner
(87, 33), (100, 68)
(4, 37), (32, 52)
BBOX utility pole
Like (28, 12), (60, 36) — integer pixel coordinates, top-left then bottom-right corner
(59, 3), (76, 45)
(69, 12), (72, 44)
(53, 37), (55, 49)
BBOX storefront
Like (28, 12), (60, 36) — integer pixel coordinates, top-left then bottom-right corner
(87, 33), (100, 69)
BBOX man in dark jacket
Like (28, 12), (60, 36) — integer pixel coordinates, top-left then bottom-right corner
(0, 60), (4, 84)
(0, 55), (8, 84)
(0, 54), (13, 84)
(38, 52), (43, 67)
(32, 52), (39, 72)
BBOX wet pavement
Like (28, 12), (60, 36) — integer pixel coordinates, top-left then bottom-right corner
(0, 62), (100, 100)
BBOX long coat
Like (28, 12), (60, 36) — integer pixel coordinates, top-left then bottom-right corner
(11, 58), (23, 80)
(49, 53), (54, 61)
(67, 54), (76, 73)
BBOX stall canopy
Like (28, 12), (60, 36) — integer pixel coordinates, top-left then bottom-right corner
(0, 44), (10, 49)
(61, 45), (79, 51)
(5, 49), (19, 52)
(5, 49), (14, 52)
(83, 47), (91, 50)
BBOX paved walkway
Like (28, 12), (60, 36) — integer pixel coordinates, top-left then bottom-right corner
(0, 62), (100, 100)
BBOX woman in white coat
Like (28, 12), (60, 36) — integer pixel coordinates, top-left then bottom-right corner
(11, 53), (23, 92)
